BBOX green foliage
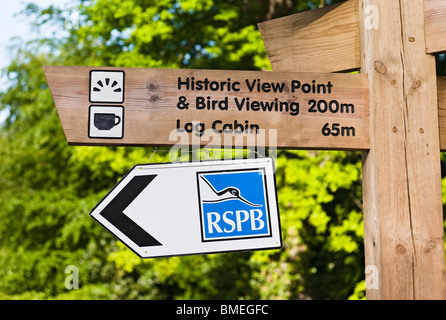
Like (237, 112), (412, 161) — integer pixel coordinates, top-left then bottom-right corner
(0, 0), (442, 300)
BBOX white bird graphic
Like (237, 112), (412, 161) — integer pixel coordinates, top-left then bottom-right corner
(199, 176), (262, 207)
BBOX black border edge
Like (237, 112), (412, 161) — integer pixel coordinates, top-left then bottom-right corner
(196, 167), (273, 243)
(89, 158), (282, 259)
(88, 105), (125, 139)
(89, 69), (125, 104)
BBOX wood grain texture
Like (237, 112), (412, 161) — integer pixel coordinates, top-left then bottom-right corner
(424, 0), (446, 53)
(258, 0), (360, 73)
(43, 65), (369, 150)
(360, 0), (446, 299)
(439, 76), (446, 149)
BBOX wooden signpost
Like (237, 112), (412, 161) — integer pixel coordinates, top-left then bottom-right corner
(44, 0), (446, 300)
(259, 0), (446, 300)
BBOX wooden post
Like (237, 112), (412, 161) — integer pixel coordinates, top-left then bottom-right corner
(360, 0), (446, 299)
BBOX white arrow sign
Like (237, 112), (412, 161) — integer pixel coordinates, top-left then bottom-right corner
(90, 158), (282, 258)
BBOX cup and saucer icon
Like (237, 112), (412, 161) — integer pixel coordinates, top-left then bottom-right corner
(94, 113), (121, 130)
(89, 105), (124, 139)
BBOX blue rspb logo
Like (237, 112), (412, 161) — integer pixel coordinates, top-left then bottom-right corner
(197, 169), (271, 242)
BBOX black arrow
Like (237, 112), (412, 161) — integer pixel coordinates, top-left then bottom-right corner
(99, 174), (162, 247)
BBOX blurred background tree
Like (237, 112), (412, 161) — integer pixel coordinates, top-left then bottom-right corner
(0, 0), (445, 300)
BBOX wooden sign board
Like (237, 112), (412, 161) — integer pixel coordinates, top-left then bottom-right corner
(43, 65), (369, 150)
(424, 0), (446, 54)
(438, 76), (446, 149)
(258, 0), (360, 73)
(258, 0), (446, 74)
